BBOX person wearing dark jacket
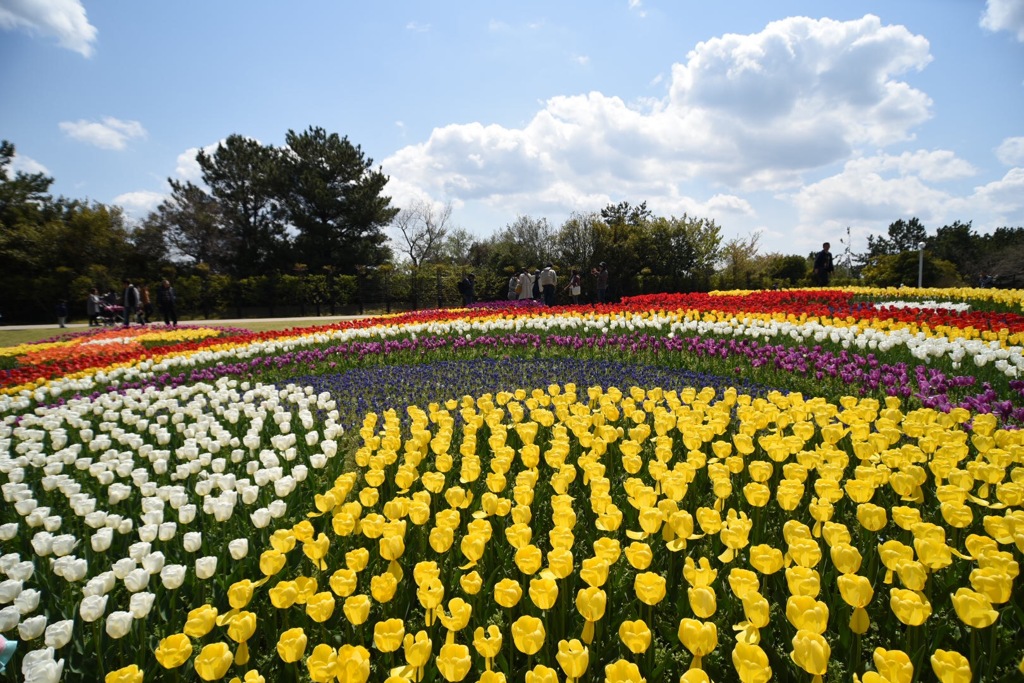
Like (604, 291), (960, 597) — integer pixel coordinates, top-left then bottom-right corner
(813, 242), (834, 286)
(157, 279), (178, 326)
(122, 279), (140, 327)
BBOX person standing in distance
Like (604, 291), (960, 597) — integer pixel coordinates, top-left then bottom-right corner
(813, 242), (834, 286)
(157, 279), (178, 326)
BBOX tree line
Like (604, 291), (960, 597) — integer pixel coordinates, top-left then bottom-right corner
(2, 132), (1021, 324)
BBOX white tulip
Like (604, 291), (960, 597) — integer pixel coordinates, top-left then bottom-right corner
(18, 614), (47, 640)
(241, 486), (259, 504)
(116, 519), (133, 535)
(127, 542), (151, 562)
(250, 508), (272, 529)
(160, 564), (186, 590)
(0, 523), (17, 541)
(124, 568), (149, 593)
(44, 618), (74, 649)
(20, 646), (63, 683)
(129, 591), (155, 619)
(0, 580), (22, 604)
(0, 553), (17, 572)
(158, 522), (177, 541)
(320, 440), (337, 458)
(43, 516), (61, 532)
(0, 605), (20, 631)
(309, 453), (328, 469)
(112, 558), (136, 580)
(137, 524), (158, 543)
(15, 588), (40, 614)
(60, 558), (88, 583)
(195, 556), (217, 580)
(268, 499), (287, 518)
(292, 465), (308, 482)
(305, 431), (319, 446)
(228, 539), (248, 560)
(91, 528), (113, 552)
(51, 535), (77, 557)
(104, 610), (133, 639)
(78, 594), (108, 623)
(183, 532), (202, 553)
(274, 476), (296, 498)
(178, 504), (197, 524)
(30, 532), (54, 557)
(142, 551), (165, 574)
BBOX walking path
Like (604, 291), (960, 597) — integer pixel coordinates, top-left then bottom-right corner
(1, 315), (371, 332)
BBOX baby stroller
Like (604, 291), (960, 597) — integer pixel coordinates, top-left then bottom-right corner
(97, 290), (123, 325)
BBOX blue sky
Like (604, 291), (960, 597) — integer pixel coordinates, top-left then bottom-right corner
(2, 0), (1023, 258)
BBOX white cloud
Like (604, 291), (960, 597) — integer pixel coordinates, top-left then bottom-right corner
(996, 136), (1024, 165)
(174, 142), (224, 182)
(10, 152), (49, 176)
(405, 21), (430, 33)
(382, 14), (935, 227)
(59, 117), (146, 150)
(628, 0), (647, 19)
(0, 0), (97, 57)
(981, 0), (1024, 41)
(970, 167), (1024, 217)
(113, 190), (165, 216)
(572, 54), (590, 66)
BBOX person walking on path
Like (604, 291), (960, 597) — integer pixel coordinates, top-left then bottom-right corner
(518, 269), (533, 301)
(566, 269), (582, 305)
(157, 279), (178, 326)
(813, 242), (834, 286)
(138, 285), (152, 324)
(122, 279), (140, 327)
(458, 273), (476, 306)
(593, 262), (609, 303)
(87, 288), (101, 326)
(56, 300), (68, 328)
(539, 264), (557, 306)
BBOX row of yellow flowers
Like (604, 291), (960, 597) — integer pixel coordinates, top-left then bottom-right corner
(138, 384), (1024, 682)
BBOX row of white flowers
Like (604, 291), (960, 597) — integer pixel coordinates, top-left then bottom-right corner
(2, 308), (1022, 413)
(1, 377), (342, 679)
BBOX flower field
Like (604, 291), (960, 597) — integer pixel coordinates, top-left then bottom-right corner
(1, 287), (1023, 683)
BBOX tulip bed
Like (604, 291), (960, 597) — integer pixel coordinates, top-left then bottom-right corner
(1, 287), (1024, 683)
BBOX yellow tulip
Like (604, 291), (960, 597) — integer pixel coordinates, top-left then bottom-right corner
(305, 592), (336, 623)
(294, 576), (318, 604)
(460, 571), (483, 595)
(473, 625), (503, 665)
(556, 638), (589, 681)
(680, 668), (711, 683)
(429, 525), (455, 553)
(404, 631), (432, 672)
(438, 598), (473, 633)
(872, 648), (913, 683)
(786, 596), (829, 634)
(580, 556), (610, 587)
(525, 665), (560, 683)
(515, 545), (544, 575)
(688, 586), (717, 619)
(575, 586), (607, 622)
(155, 633), (193, 669)
(678, 618), (718, 668)
(494, 578), (523, 608)
(547, 548), (575, 579)
(785, 566), (820, 597)
(604, 659), (646, 683)
(593, 537), (622, 564)
(969, 567), (1013, 604)
(529, 576), (559, 610)
(895, 561), (928, 592)
(732, 642), (772, 683)
(346, 548), (370, 572)
(790, 630), (830, 678)
(105, 665), (143, 683)
(889, 588), (932, 626)
(857, 503), (888, 532)
(512, 615), (546, 655)
(184, 604), (218, 638)
(742, 592), (770, 629)
(727, 568), (760, 599)
(371, 572), (398, 603)
(748, 545), (784, 575)
(276, 627), (308, 663)
(619, 619), (652, 654)
(743, 482), (771, 507)
(829, 543), (863, 574)
(788, 538), (822, 568)
(951, 588), (1000, 628)
(336, 644), (370, 683)
(194, 642), (234, 681)
(343, 594), (371, 626)
(373, 619), (405, 653)
(303, 533), (330, 570)
(930, 649), (972, 683)
(634, 571), (667, 605)
(259, 549), (286, 577)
